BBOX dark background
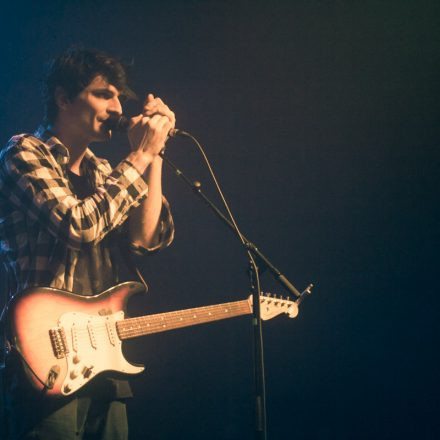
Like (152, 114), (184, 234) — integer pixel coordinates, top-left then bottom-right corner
(1, 1), (439, 438)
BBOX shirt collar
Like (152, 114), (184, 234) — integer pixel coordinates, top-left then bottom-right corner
(33, 125), (106, 171)
(34, 125), (70, 165)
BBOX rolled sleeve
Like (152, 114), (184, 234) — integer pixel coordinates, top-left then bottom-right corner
(129, 196), (175, 256)
(108, 159), (149, 203)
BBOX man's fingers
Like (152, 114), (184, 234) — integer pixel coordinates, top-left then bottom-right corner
(147, 114), (172, 133)
(129, 114), (143, 127)
(143, 96), (174, 121)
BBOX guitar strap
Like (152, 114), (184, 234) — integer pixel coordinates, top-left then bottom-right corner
(120, 240), (149, 293)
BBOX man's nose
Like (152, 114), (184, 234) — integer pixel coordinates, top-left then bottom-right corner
(108, 97), (122, 115)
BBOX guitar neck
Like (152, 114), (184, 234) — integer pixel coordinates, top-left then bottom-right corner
(116, 299), (252, 340)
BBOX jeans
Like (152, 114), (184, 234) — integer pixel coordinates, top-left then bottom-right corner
(1, 355), (129, 440)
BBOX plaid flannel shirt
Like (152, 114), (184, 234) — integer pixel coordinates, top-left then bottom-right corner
(0, 126), (174, 298)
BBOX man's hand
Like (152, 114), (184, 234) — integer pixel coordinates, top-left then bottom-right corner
(127, 94), (174, 249)
(128, 94), (176, 160)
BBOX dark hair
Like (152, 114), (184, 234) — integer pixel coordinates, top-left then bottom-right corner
(42, 47), (136, 124)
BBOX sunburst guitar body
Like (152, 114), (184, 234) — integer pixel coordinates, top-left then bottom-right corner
(9, 282), (299, 397)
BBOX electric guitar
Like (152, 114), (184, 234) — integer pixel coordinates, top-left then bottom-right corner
(8, 282), (299, 397)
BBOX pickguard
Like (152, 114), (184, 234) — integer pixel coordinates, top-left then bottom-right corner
(56, 311), (144, 395)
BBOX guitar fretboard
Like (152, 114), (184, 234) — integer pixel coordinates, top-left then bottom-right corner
(116, 300), (251, 340)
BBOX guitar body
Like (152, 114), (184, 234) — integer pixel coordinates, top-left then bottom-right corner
(7, 281), (298, 398)
(9, 282), (146, 397)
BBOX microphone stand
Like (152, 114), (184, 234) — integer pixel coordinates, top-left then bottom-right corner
(160, 146), (312, 440)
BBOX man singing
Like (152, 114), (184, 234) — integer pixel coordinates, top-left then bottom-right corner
(0, 47), (175, 439)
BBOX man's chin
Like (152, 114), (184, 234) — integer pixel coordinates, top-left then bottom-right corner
(93, 127), (112, 142)
(103, 129), (113, 140)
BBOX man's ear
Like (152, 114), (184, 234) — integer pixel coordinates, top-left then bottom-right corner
(54, 86), (70, 111)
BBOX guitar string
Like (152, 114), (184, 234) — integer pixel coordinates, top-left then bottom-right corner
(60, 299), (292, 344)
(59, 302), (250, 346)
(120, 307), (249, 337)
(117, 301), (252, 338)
(117, 297), (292, 337)
(116, 299), (293, 339)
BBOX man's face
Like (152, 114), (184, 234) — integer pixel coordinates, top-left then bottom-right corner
(62, 75), (123, 143)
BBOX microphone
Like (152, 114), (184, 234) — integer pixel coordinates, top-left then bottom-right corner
(104, 114), (181, 137)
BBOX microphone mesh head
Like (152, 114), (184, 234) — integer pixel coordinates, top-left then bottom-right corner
(104, 115), (129, 132)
